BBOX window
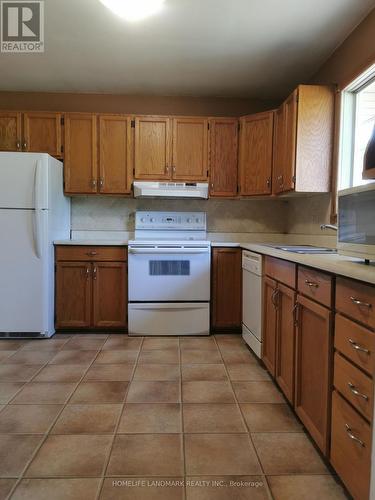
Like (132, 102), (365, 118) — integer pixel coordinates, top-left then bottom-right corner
(339, 64), (375, 190)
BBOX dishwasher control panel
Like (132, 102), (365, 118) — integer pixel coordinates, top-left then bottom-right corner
(242, 250), (263, 275)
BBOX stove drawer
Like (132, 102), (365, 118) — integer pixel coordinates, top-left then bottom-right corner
(128, 303), (210, 336)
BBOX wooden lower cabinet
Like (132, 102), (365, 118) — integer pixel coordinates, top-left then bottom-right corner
(55, 247), (127, 330)
(275, 283), (296, 404)
(295, 294), (332, 455)
(262, 276), (278, 376)
(211, 248), (241, 331)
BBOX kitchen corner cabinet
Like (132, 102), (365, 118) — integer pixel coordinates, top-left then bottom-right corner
(55, 246), (127, 330)
(209, 118), (238, 197)
(239, 111), (274, 195)
(211, 247), (242, 331)
(0, 111), (62, 156)
(272, 85), (334, 194)
(64, 113), (97, 194)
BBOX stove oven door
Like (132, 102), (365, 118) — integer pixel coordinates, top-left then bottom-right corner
(128, 245), (211, 302)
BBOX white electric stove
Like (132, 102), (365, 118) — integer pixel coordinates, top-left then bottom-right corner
(128, 211), (211, 336)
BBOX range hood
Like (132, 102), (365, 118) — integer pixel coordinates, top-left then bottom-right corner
(133, 181), (208, 199)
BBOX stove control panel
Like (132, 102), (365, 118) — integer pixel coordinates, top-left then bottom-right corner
(135, 211), (206, 231)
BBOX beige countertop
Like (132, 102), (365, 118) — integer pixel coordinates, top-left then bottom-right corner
(54, 240), (129, 246)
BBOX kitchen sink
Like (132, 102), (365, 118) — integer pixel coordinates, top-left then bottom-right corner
(266, 245), (337, 254)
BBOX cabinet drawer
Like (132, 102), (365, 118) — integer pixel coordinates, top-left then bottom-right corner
(297, 266), (332, 307)
(335, 314), (375, 376)
(336, 277), (375, 329)
(265, 257), (296, 288)
(331, 390), (371, 500)
(55, 245), (127, 262)
(333, 352), (373, 421)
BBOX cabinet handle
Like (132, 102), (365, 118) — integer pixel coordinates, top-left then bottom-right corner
(16, 141), (21, 150)
(292, 302), (300, 326)
(348, 382), (369, 400)
(348, 338), (370, 354)
(305, 280), (319, 288)
(99, 177), (104, 188)
(93, 267), (97, 280)
(266, 178), (271, 188)
(350, 296), (372, 309)
(22, 141), (27, 150)
(345, 424), (365, 447)
(85, 267), (90, 280)
(271, 289), (279, 309)
(172, 166), (176, 173)
(165, 165), (169, 174)
(86, 251), (97, 257)
(91, 179), (97, 189)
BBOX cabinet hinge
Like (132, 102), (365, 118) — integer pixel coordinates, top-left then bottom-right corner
(60, 117), (65, 126)
(131, 120), (135, 128)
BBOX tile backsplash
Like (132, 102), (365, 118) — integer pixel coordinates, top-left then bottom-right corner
(71, 197), (288, 234)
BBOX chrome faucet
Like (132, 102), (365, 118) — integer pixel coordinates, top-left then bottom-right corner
(320, 224), (338, 231)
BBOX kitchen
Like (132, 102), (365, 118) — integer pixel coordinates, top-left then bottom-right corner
(0, 1), (375, 499)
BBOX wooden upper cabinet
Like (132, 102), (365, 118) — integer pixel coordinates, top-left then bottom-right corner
(134, 116), (171, 180)
(64, 113), (97, 194)
(23, 112), (62, 157)
(98, 115), (132, 194)
(209, 118), (238, 197)
(273, 85), (334, 194)
(172, 117), (209, 181)
(0, 112), (22, 151)
(239, 111), (274, 195)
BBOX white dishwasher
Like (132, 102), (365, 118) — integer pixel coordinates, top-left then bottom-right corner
(242, 250), (263, 358)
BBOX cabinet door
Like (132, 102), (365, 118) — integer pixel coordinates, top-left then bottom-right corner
(134, 116), (171, 180)
(64, 114), (97, 194)
(272, 105), (285, 194)
(55, 262), (92, 329)
(211, 248), (241, 330)
(172, 117), (209, 181)
(295, 294), (332, 455)
(23, 112), (62, 157)
(92, 262), (127, 328)
(262, 276), (278, 376)
(275, 283), (296, 404)
(239, 111), (274, 195)
(99, 115), (132, 194)
(209, 118), (238, 197)
(0, 112), (22, 151)
(282, 90), (298, 192)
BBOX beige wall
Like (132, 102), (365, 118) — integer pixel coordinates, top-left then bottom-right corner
(0, 92), (276, 117)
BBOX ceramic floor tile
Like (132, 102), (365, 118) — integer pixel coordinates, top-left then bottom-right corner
(126, 381), (180, 403)
(49, 350), (98, 366)
(251, 433), (328, 474)
(0, 351), (16, 362)
(33, 365), (88, 383)
(84, 364), (134, 381)
(0, 405), (62, 434)
(181, 349), (222, 364)
(0, 435), (42, 477)
(232, 381), (285, 403)
(180, 337), (218, 350)
(118, 403), (181, 433)
(181, 364), (228, 381)
(6, 351), (56, 365)
(102, 337), (142, 351)
(221, 350), (258, 364)
(11, 478), (101, 500)
(142, 337), (179, 350)
(0, 478), (16, 499)
(11, 383), (77, 404)
(226, 363), (271, 381)
(20, 339), (69, 351)
(0, 383), (24, 404)
(0, 365), (43, 382)
(138, 349), (179, 364)
(70, 382), (128, 404)
(182, 381), (235, 403)
(106, 434), (184, 476)
(185, 434), (261, 475)
(99, 477), (184, 500)
(62, 338), (106, 350)
(183, 404), (246, 433)
(95, 351), (139, 364)
(25, 435), (112, 477)
(267, 475), (348, 500)
(241, 403), (303, 432)
(186, 476), (270, 500)
(0, 341), (25, 351)
(133, 364), (180, 381)
(51, 404), (122, 434)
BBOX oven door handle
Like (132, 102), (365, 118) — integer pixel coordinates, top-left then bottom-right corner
(128, 247), (210, 254)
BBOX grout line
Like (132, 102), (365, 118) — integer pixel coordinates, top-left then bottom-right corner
(178, 336), (187, 500)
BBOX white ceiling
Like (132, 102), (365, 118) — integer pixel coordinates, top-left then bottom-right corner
(0, 0), (374, 99)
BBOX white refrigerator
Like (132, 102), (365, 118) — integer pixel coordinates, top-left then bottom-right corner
(0, 153), (71, 338)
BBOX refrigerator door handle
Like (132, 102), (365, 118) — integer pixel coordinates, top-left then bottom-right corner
(33, 209), (42, 259)
(34, 159), (44, 209)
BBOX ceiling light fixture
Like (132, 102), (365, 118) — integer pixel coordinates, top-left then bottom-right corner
(99, 0), (165, 21)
